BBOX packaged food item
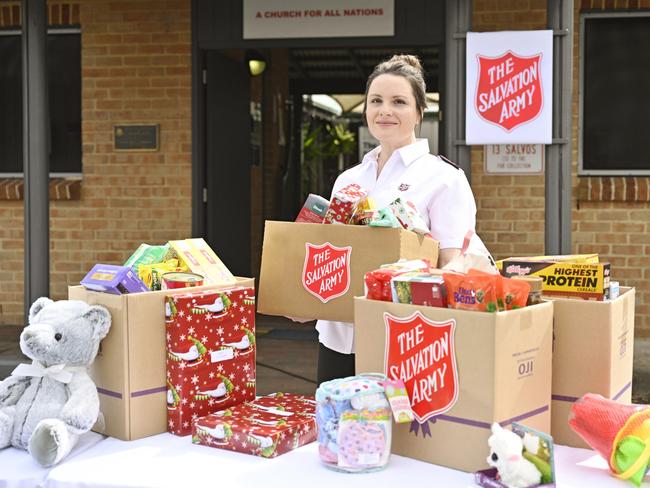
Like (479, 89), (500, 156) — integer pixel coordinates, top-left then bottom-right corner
(323, 184), (369, 225)
(162, 271), (204, 289)
(495, 254), (599, 271)
(501, 259), (610, 301)
(500, 277), (531, 310)
(316, 374), (392, 473)
(81, 264), (149, 295)
(350, 196), (376, 226)
(167, 238), (237, 286)
(364, 260), (432, 302)
(468, 268), (504, 309)
(296, 194), (330, 224)
(138, 259), (186, 291)
(390, 273), (447, 308)
(365, 268), (403, 301)
(352, 210), (375, 226)
(512, 275), (544, 306)
(443, 272), (499, 312)
(124, 243), (169, 269)
(517, 254), (599, 264)
(609, 281), (620, 300)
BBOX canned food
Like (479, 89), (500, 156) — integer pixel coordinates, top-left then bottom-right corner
(162, 272), (204, 289)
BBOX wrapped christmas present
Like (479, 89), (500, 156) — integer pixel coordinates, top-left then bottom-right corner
(166, 287), (256, 436)
(323, 183), (369, 225)
(192, 393), (317, 457)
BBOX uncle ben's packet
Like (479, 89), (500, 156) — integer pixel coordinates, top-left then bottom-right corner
(443, 272), (499, 312)
(500, 276), (530, 310)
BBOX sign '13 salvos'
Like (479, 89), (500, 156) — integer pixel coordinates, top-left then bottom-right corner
(475, 51), (543, 132)
(302, 242), (351, 303)
(384, 311), (459, 423)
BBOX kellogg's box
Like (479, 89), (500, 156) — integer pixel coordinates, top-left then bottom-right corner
(258, 221), (439, 322)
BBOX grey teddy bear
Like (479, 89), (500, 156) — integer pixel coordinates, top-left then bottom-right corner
(0, 297), (111, 466)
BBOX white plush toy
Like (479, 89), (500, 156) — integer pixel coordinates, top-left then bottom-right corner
(487, 423), (542, 488)
(0, 297), (111, 466)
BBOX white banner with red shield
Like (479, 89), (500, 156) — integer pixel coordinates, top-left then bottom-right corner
(466, 30), (553, 145)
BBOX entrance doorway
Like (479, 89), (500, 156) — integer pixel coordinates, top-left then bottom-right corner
(203, 47), (442, 278)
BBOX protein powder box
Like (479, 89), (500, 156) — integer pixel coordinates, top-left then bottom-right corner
(501, 259), (610, 301)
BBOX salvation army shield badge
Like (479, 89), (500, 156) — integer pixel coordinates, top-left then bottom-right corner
(302, 242), (352, 303)
(384, 311), (459, 423)
(475, 51), (543, 132)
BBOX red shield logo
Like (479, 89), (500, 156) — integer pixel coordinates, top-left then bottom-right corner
(384, 311), (459, 423)
(302, 242), (351, 303)
(475, 51), (543, 132)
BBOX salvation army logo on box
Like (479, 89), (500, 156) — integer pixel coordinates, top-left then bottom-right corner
(475, 51), (543, 132)
(302, 242), (351, 303)
(384, 311), (459, 423)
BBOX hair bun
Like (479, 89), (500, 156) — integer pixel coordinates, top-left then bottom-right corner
(389, 54), (423, 73)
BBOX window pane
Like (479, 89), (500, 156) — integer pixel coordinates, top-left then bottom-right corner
(48, 33), (81, 174)
(583, 16), (650, 172)
(0, 32), (81, 175)
(0, 35), (22, 173)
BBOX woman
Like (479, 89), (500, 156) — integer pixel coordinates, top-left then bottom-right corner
(314, 54), (490, 384)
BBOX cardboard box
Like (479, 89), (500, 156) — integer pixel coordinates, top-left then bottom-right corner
(354, 297), (553, 473)
(192, 393), (317, 457)
(258, 221), (439, 322)
(501, 260), (610, 300)
(68, 277), (253, 441)
(550, 287), (635, 448)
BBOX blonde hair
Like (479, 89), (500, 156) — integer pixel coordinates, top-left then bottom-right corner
(363, 54), (427, 123)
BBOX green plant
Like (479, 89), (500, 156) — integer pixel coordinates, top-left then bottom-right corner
(302, 121), (356, 197)
(303, 122), (355, 160)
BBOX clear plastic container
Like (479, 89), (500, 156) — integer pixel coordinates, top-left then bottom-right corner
(315, 373), (392, 473)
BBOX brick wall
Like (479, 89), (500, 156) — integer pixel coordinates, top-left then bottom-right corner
(572, 0), (650, 334)
(472, 0), (650, 336)
(0, 0), (192, 325)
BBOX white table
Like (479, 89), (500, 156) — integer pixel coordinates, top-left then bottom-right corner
(0, 433), (638, 487)
(0, 432), (105, 488)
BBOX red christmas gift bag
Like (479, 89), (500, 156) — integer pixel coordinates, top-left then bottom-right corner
(192, 393), (317, 458)
(166, 287), (256, 436)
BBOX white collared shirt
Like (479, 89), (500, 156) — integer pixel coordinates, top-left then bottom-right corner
(316, 139), (489, 354)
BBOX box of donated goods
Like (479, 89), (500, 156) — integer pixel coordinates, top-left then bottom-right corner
(258, 221), (438, 322)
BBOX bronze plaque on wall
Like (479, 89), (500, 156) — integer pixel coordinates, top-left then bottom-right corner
(114, 124), (159, 151)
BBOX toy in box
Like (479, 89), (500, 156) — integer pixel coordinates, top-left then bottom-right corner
(475, 423), (556, 488)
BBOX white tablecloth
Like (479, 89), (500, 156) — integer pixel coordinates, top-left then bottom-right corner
(0, 433), (639, 487)
(0, 432), (105, 488)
